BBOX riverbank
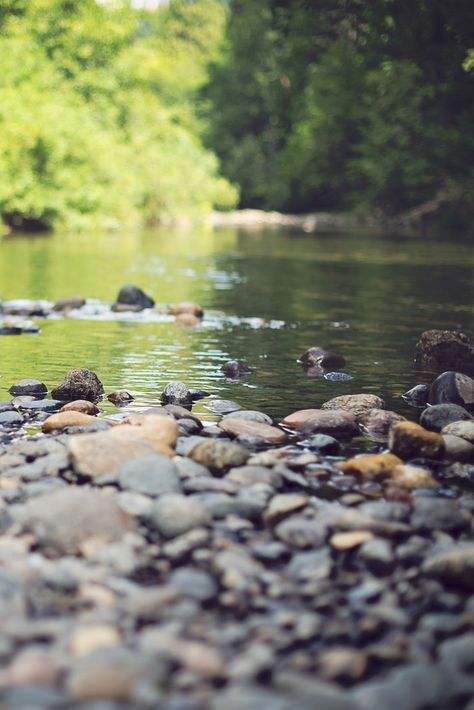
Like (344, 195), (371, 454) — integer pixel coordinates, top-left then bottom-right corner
(0, 332), (473, 707)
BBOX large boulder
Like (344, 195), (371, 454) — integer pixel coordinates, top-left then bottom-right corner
(429, 371), (474, 407)
(415, 330), (474, 374)
(51, 368), (104, 402)
(111, 284), (155, 312)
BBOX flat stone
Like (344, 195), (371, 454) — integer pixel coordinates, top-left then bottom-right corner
(42, 411), (98, 432)
(140, 630), (225, 678)
(222, 409), (272, 424)
(340, 453), (402, 478)
(283, 409), (358, 439)
(322, 394), (384, 417)
(0, 411), (24, 427)
(151, 493), (210, 537)
(263, 494), (309, 525)
(389, 421), (445, 459)
(6, 647), (61, 688)
(330, 531), (375, 550)
(9, 379), (47, 396)
(118, 455), (182, 496)
(219, 418), (288, 445)
(188, 439), (249, 474)
(16, 487), (134, 553)
(205, 399), (242, 414)
(68, 431), (158, 479)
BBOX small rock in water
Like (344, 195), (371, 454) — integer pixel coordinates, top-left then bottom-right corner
(161, 381), (193, 409)
(189, 388), (210, 401)
(429, 371), (474, 406)
(420, 403), (472, 432)
(415, 329), (474, 374)
(52, 368), (104, 402)
(9, 378), (47, 397)
(299, 346), (346, 370)
(322, 393), (384, 417)
(111, 284), (155, 311)
(108, 391), (135, 406)
(205, 399), (242, 414)
(168, 301), (204, 318)
(402, 384), (429, 407)
(323, 371), (353, 381)
(52, 295), (86, 312)
(221, 360), (253, 378)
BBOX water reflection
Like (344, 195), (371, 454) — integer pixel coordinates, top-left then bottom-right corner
(1, 226), (473, 421)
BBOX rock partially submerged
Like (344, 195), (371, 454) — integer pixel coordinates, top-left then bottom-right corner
(221, 360), (253, 378)
(51, 368), (104, 402)
(111, 284), (155, 312)
(415, 329), (474, 374)
(161, 381), (193, 409)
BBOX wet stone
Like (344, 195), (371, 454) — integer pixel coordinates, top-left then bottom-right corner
(59, 399), (100, 415)
(0, 411), (24, 427)
(108, 390), (135, 405)
(51, 368), (104, 402)
(52, 295), (86, 312)
(429, 370), (474, 406)
(221, 360), (253, 378)
(222, 409), (272, 425)
(307, 433), (341, 455)
(112, 284), (155, 311)
(9, 378), (47, 396)
(16, 399), (63, 413)
(322, 393), (385, 417)
(389, 421), (445, 460)
(219, 418), (288, 446)
(420, 403), (472, 432)
(357, 538), (394, 575)
(118, 455), (182, 496)
(161, 381), (193, 408)
(205, 399), (242, 414)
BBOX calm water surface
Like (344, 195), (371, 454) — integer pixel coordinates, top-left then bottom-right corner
(1, 226), (473, 422)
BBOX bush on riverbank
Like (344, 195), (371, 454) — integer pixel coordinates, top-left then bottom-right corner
(0, 0), (238, 231)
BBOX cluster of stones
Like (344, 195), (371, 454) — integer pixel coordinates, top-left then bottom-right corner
(0, 284), (206, 333)
(0, 328), (473, 708)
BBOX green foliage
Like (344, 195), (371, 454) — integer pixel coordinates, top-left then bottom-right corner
(0, 0), (237, 230)
(204, 0), (474, 217)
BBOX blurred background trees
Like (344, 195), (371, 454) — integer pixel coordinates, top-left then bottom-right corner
(0, 0), (473, 230)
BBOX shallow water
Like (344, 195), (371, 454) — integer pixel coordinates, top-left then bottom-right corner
(1, 226), (473, 422)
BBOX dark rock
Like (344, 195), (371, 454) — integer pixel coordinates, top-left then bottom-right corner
(52, 296), (86, 312)
(51, 368), (104, 402)
(188, 389), (210, 401)
(161, 381), (193, 409)
(168, 301), (204, 318)
(108, 390), (134, 405)
(358, 538), (394, 575)
(221, 360), (253, 378)
(308, 434), (341, 455)
(9, 379), (47, 397)
(420, 403), (472, 432)
(402, 384), (429, 407)
(415, 329), (474, 375)
(299, 347), (346, 370)
(429, 370), (474, 407)
(111, 284), (155, 311)
(442, 434), (474, 462)
(118, 455), (182, 496)
(15, 398), (63, 413)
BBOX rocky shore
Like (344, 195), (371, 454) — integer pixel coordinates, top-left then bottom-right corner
(0, 297), (474, 708)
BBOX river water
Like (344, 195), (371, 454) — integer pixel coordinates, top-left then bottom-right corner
(1, 226), (473, 422)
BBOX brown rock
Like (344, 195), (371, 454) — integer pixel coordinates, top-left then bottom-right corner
(299, 347), (346, 369)
(322, 393), (385, 417)
(70, 625), (121, 658)
(389, 421), (445, 460)
(390, 464), (437, 489)
(176, 313), (201, 327)
(330, 531), (375, 550)
(415, 329), (474, 374)
(263, 494), (309, 525)
(339, 453), (402, 478)
(318, 647), (367, 682)
(140, 630), (224, 678)
(60, 400), (100, 415)
(168, 301), (204, 318)
(68, 431), (158, 479)
(67, 653), (138, 702)
(7, 648), (60, 687)
(53, 295), (86, 312)
(119, 414), (178, 449)
(358, 408), (406, 442)
(282, 409), (358, 439)
(219, 418), (288, 445)
(107, 391), (134, 405)
(42, 411), (97, 432)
